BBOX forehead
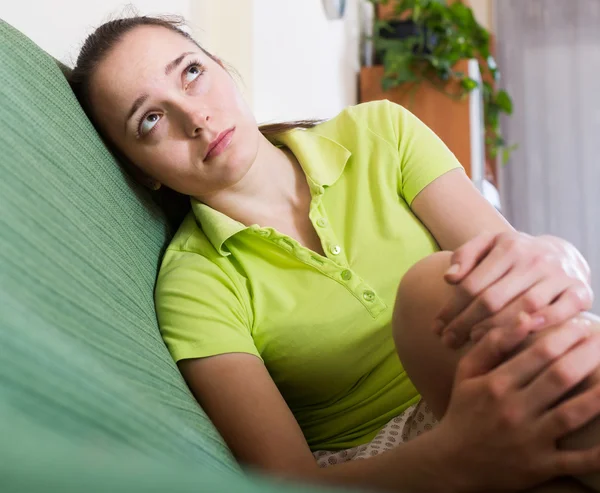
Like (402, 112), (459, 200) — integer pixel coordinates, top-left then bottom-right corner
(90, 25), (199, 121)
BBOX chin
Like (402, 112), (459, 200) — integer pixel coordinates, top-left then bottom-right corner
(207, 155), (251, 193)
(227, 145), (256, 177)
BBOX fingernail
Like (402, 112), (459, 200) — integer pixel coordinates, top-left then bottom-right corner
(446, 264), (460, 276)
(529, 315), (546, 328)
(432, 319), (445, 335)
(442, 330), (457, 348)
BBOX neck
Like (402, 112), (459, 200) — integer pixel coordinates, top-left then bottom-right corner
(195, 133), (310, 226)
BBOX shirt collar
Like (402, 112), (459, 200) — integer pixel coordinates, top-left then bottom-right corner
(191, 128), (351, 256)
(274, 128), (351, 189)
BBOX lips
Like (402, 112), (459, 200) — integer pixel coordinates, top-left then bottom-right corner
(204, 127), (235, 160)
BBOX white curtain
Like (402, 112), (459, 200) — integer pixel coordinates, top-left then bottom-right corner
(496, 0), (600, 310)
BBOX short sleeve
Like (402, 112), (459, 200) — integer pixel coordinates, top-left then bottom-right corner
(386, 100), (464, 205)
(155, 249), (260, 363)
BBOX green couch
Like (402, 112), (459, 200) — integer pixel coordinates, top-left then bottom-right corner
(0, 20), (355, 492)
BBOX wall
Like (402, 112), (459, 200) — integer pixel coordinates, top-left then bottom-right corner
(194, 0), (361, 123)
(190, 1), (255, 110)
(252, 0), (360, 123)
(469, 0), (494, 32)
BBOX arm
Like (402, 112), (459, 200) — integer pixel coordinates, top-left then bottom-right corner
(410, 168), (590, 282)
(410, 169), (592, 346)
(178, 353), (449, 493)
(410, 168), (513, 251)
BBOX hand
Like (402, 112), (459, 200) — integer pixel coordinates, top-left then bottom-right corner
(433, 231), (593, 349)
(429, 318), (600, 492)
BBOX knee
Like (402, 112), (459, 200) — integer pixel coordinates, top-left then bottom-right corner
(392, 251), (462, 417)
(393, 251), (455, 340)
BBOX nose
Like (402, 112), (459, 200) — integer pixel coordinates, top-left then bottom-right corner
(179, 106), (210, 138)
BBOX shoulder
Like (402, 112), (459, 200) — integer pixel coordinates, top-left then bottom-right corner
(155, 221), (251, 324)
(162, 211), (212, 255)
(318, 100), (399, 129)
(345, 99), (402, 123)
(311, 100), (413, 150)
(157, 212), (227, 287)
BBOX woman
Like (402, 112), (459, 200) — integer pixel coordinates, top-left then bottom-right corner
(70, 15), (600, 493)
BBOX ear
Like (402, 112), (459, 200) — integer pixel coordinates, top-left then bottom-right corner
(126, 164), (161, 191)
(140, 173), (162, 191)
(106, 145), (162, 191)
(148, 180), (162, 191)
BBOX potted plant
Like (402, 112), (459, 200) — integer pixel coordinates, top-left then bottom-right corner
(370, 0), (515, 164)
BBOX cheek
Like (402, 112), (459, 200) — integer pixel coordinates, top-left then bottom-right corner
(206, 76), (259, 161)
(130, 141), (189, 181)
(209, 75), (255, 122)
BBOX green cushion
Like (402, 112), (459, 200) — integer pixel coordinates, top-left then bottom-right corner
(0, 399), (343, 493)
(0, 17), (237, 473)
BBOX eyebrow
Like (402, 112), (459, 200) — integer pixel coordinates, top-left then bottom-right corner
(124, 51), (195, 133)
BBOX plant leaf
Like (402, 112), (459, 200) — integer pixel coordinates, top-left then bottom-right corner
(384, 52), (419, 83)
(461, 77), (478, 91)
(495, 90), (513, 114)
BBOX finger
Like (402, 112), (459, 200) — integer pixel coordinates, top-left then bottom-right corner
(436, 247), (515, 333)
(442, 266), (544, 349)
(455, 326), (533, 381)
(544, 445), (600, 478)
(523, 330), (600, 414)
(452, 237), (518, 295)
(471, 311), (543, 344)
(444, 231), (497, 284)
(531, 282), (594, 329)
(471, 278), (572, 341)
(538, 381), (600, 441)
(491, 318), (591, 388)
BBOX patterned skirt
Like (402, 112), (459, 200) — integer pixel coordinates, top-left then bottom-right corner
(313, 399), (438, 468)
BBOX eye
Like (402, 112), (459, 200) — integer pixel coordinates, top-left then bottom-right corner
(139, 113), (161, 137)
(184, 63), (204, 86)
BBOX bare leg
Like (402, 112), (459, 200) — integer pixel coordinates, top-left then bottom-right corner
(392, 251), (600, 493)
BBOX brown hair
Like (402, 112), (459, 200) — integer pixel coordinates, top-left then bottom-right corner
(69, 14), (321, 231)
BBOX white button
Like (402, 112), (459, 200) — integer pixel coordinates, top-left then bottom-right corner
(363, 290), (375, 302)
(330, 245), (341, 255)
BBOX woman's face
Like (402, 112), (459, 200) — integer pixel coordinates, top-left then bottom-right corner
(89, 25), (260, 197)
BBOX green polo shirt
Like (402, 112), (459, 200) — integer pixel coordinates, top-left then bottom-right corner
(155, 100), (463, 451)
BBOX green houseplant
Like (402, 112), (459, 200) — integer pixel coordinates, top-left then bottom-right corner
(370, 0), (515, 163)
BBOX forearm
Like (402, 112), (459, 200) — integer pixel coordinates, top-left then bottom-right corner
(267, 431), (456, 493)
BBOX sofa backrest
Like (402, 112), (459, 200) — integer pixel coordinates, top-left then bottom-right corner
(0, 18), (238, 474)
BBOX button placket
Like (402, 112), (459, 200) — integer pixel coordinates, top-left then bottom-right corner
(279, 244), (384, 318)
(309, 193), (346, 265)
(345, 281), (386, 317)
